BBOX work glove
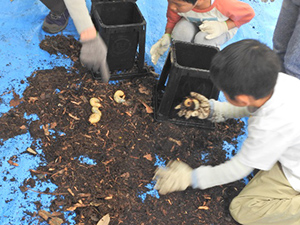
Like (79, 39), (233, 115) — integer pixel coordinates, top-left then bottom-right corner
(153, 160), (192, 195)
(80, 34), (110, 83)
(199, 21), (228, 40)
(175, 92), (210, 119)
(150, 33), (171, 65)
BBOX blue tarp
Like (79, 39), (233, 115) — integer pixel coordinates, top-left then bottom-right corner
(0, 0), (282, 224)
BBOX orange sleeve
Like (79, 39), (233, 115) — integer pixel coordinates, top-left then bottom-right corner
(166, 5), (182, 30)
(215, 0), (255, 28)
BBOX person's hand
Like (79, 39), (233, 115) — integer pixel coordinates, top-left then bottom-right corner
(153, 160), (192, 195)
(199, 21), (228, 40)
(175, 92), (210, 119)
(80, 35), (110, 83)
(150, 33), (171, 65)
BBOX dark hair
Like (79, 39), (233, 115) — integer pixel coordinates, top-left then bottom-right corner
(209, 39), (281, 100)
(182, 0), (198, 4)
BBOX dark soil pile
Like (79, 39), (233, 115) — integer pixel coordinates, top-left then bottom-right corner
(0, 35), (249, 225)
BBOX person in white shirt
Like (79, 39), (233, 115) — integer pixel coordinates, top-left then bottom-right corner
(153, 39), (300, 225)
(39, 0), (110, 82)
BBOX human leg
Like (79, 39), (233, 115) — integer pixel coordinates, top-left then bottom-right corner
(283, 0), (300, 78)
(272, 0), (300, 77)
(229, 163), (300, 225)
(171, 18), (198, 42)
(40, 0), (69, 33)
(194, 30), (232, 48)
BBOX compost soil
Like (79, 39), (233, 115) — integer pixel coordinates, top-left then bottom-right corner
(0, 35), (251, 225)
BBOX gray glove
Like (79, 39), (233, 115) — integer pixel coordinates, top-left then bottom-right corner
(80, 35), (110, 83)
(153, 160), (192, 195)
(175, 92), (210, 119)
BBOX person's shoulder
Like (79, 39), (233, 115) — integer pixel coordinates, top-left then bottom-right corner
(277, 72), (300, 87)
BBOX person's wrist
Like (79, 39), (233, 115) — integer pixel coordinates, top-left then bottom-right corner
(80, 27), (97, 41)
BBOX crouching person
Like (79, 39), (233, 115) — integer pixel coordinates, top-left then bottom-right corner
(153, 39), (300, 225)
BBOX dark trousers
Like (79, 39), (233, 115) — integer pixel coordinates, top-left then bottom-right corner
(40, 0), (66, 15)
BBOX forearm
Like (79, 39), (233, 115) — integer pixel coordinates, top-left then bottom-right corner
(209, 99), (250, 122)
(63, 0), (95, 38)
(165, 27), (173, 35)
(192, 155), (254, 190)
(225, 19), (236, 30)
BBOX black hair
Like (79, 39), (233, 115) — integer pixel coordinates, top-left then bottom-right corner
(209, 39), (281, 100)
(182, 0), (198, 4)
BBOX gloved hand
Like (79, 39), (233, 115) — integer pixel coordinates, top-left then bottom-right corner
(199, 21), (228, 40)
(175, 92), (210, 119)
(150, 33), (171, 65)
(153, 160), (193, 195)
(80, 34), (110, 83)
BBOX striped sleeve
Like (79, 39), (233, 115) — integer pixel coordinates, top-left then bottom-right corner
(215, 0), (255, 27)
(166, 6), (182, 30)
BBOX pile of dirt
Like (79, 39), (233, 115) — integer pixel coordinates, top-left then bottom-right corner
(0, 35), (249, 225)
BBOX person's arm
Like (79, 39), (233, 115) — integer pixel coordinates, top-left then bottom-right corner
(153, 155), (254, 195)
(63, 0), (95, 39)
(175, 92), (251, 122)
(165, 5), (181, 34)
(192, 155), (254, 189)
(208, 99), (251, 122)
(216, 0), (255, 28)
(150, 5), (181, 65)
(63, 0), (110, 82)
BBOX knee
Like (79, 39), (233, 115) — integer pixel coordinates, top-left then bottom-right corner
(194, 32), (218, 47)
(172, 19), (197, 42)
(229, 197), (244, 223)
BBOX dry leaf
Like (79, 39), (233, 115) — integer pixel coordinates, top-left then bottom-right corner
(20, 125), (27, 130)
(50, 122), (57, 129)
(8, 160), (19, 167)
(143, 154), (152, 161)
(9, 91), (22, 107)
(66, 203), (87, 211)
(138, 84), (150, 95)
(28, 97), (39, 103)
(42, 124), (50, 136)
(120, 172), (130, 179)
(97, 214), (110, 225)
(168, 137), (182, 146)
(139, 100), (153, 114)
(9, 98), (21, 107)
(102, 159), (113, 166)
(67, 188), (75, 196)
(104, 195), (113, 200)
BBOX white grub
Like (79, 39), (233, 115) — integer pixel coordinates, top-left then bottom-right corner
(114, 90), (126, 103)
(91, 106), (101, 115)
(89, 97), (101, 108)
(89, 112), (102, 124)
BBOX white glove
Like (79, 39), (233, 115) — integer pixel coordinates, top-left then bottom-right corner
(150, 33), (171, 65)
(199, 21), (228, 40)
(153, 160), (192, 195)
(175, 92), (210, 119)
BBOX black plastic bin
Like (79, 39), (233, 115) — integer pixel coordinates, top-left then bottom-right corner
(154, 40), (220, 129)
(91, 1), (147, 79)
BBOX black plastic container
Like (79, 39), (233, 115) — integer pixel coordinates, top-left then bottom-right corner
(91, 1), (147, 79)
(154, 40), (220, 129)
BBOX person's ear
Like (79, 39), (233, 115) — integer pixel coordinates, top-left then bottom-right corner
(235, 95), (251, 106)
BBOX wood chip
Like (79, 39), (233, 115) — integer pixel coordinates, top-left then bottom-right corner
(198, 206), (209, 210)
